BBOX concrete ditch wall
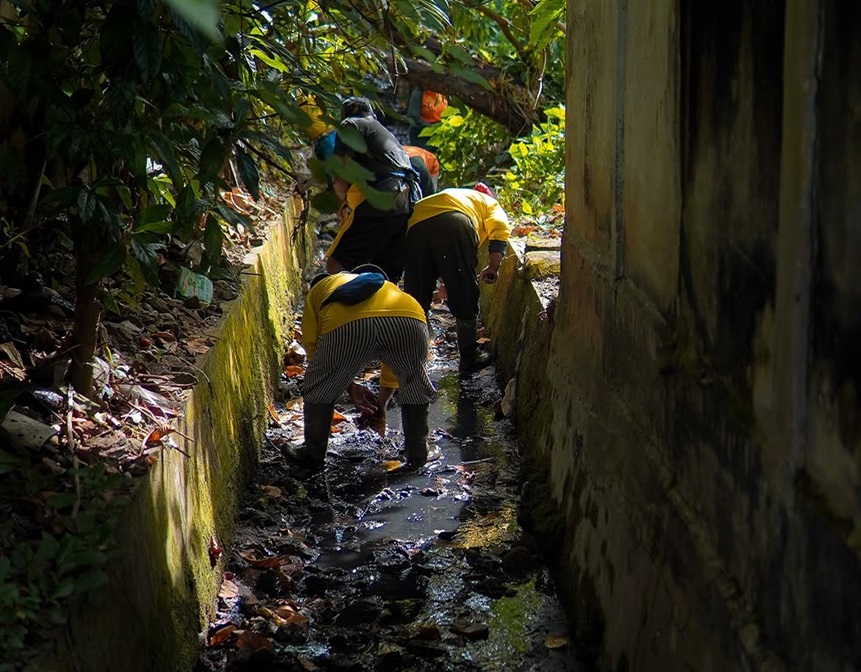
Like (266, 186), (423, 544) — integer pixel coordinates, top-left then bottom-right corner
(57, 199), (313, 672)
(513, 0), (861, 670)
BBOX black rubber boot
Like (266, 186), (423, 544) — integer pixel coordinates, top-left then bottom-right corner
(287, 403), (334, 470)
(455, 318), (492, 372)
(400, 404), (430, 469)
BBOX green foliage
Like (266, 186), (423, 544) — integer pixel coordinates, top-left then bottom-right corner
(421, 107), (512, 188)
(0, 456), (131, 670)
(529, 0), (566, 51)
(499, 106), (565, 215)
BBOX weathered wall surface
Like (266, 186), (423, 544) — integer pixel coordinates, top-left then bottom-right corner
(57, 200), (312, 672)
(536, 0), (861, 669)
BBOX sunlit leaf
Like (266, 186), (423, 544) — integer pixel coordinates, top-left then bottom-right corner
(163, 0), (221, 41)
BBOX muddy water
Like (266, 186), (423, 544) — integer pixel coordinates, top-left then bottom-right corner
(196, 314), (581, 672)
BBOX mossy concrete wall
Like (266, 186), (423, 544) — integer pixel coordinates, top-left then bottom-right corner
(58, 198), (313, 672)
(517, 0), (861, 670)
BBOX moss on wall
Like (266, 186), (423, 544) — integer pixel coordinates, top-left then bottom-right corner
(55, 198), (314, 672)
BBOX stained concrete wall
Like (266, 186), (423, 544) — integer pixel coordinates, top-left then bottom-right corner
(532, 0), (861, 669)
(54, 200), (313, 672)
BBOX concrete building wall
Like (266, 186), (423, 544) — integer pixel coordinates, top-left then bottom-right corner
(548, 0), (861, 669)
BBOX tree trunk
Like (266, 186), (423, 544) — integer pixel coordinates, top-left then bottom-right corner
(68, 253), (102, 399)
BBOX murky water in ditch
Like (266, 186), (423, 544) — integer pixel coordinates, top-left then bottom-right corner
(195, 312), (581, 672)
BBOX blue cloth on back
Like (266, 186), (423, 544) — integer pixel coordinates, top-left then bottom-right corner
(321, 273), (386, 307)
(314, 131), (336, 161)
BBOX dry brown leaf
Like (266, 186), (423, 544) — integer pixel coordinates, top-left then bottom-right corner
(218, 579), (239, 599)
(545, 634), (569, 649)
(209, 623), (236, 647)
(0, 342), (25, 369)
(284, 364), (305, 377)
(185, 337), (212, 355)
(414, 624), (441, 641)
(239, 551), (282, 569)
(331, 410), (347, 424)
(298, 657), (319, 671)
(151, 330), (176, 342)
(511, 224), (537, 237)
(283, 340), (306, 365)
(267, 403), (281, 426)
(261, 485), (282, 499)
(235, 630), (274, 652)
(382, 460), (404, 472)
(276, 606), (309, 626)
(144, 424), (175, 445)
(552, 203), (564, 213)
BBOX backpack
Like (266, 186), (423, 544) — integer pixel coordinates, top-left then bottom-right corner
(321, 273), (387, 307)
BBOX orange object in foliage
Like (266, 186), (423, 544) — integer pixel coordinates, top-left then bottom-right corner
(420, 90), (448, 124)
(404, 145), (440, 178)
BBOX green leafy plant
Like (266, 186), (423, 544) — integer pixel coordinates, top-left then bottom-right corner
(499, 106), (565, 215)
(421, 106), (512, 188)
(0, 455), (131, 671)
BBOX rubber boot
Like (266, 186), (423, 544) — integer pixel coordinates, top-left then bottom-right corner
(455, 318), (492, 373)
(400, 404), (430, 469)
(290, 403), (334, 470)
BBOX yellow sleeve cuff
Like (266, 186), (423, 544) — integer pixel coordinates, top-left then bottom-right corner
(380, 364), (400, 390)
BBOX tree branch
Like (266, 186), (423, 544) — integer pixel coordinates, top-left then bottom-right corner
(463, 0), (531, 63)
(401, 58), (536, 134)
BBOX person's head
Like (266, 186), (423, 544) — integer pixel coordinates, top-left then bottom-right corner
(473, 182), (497, 199)
(341, 97), (376, 121)
(351, 263), (388, 280)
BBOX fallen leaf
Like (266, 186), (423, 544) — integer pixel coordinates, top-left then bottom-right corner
(284, 340), (306, 365)
(545, 634), (569, 649)
(413, 624), (441, 641)
(552, 203), (565, 213)
(239, 551), (282, 569)
(331, 410), (347, 424)
(235, 630), (274, 652)
(284, 364), (305, 377)
(144, 424), (176, 445)
(382, 460), (404, 472)
(185, 337), (212, 355)
(451, 621), (490, 640)
(208, 623), (236, 646)
(0, 342), (25, 369)
(511, 225), (537, 237)
(261, 485), (282, 498)
(151, 330), (176, 342)
(218, 579), (239, 599)
(267, 403), (281, 426)
(276, 607), (309, 626)
(298, 657), (318, 671)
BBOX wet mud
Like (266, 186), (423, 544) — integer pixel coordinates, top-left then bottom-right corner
(196, 311), (580, 672)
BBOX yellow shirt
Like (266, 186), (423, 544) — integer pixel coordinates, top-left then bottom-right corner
(408, 188), (510, 245)
(325, 185), (366, 259)
(298, 94), (334, 141)
(302, 274), (427, 389)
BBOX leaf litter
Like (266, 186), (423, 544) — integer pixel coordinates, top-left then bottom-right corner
(196, 308), (582, 672)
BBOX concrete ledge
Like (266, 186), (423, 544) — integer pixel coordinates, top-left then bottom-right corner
(56, 198), (313, 672)
(478, 241), (563, 540)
